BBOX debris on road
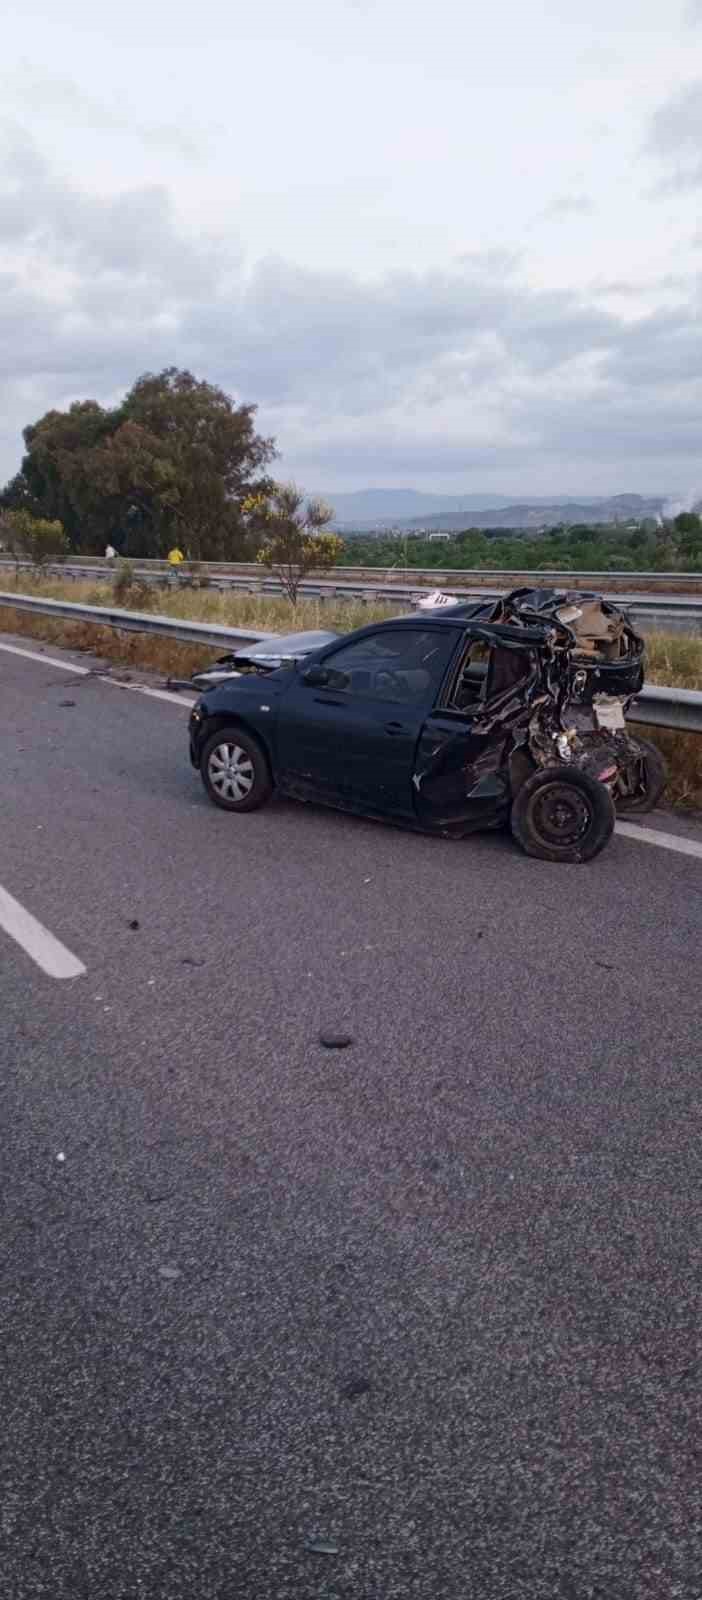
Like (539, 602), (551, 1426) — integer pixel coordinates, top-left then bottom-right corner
(319, 1031), (354, 1049)
(343, 1376), (371, 1399)
(128, 919), (140, 930)
(59, 699), (76, 708)
(56, 1152), (66, 1163)
(305, 1537), (339, 1556)
(158, 1266), (182, 1281)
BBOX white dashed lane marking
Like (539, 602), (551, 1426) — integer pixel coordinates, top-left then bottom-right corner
(615, 820), (702, 861)
(0, 884), (86, 980)
(0, 640), (194, 708)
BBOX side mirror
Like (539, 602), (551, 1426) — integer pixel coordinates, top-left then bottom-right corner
(301, 663), (330, 687)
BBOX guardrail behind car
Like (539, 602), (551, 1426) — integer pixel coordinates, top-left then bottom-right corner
(1, 590), (700, 735)
(2, 555), (702, 597)
(1, 560), (702, 634)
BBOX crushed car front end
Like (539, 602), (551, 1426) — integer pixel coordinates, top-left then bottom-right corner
(492, 588), (664, 811)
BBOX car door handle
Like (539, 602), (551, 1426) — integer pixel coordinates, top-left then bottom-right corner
(314, 695), (347, 706)
(384, 721), (408, 735)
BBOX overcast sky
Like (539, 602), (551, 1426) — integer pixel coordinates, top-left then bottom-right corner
(1, 0), (701, 497)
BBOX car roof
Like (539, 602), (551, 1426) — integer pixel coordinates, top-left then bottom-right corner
(350, 606), (552, 650)
(377, 603), (493, 627)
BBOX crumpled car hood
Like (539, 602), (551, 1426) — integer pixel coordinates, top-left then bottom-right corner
(190, 629), (340, 689)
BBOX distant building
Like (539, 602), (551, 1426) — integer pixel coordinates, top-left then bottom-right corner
(427, 531), (452, 541)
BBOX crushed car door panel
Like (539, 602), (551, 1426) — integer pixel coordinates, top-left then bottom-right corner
(413, 630), (543, 830)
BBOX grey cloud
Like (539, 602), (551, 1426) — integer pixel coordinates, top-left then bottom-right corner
(589, 273), (694, 296)
(0, 125), (228, 293)
(648, 81), (702, 155)
(601, 307), (702, 385)
(1, 130), (701, 491)
(646, 81), (702, 191)
(537, 192), (595, 221)
(0, 67), (207, 159)
(652, 161), (702, 194)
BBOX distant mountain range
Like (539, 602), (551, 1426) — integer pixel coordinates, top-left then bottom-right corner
(325, 489), (669, 531)
(327, 490), (518, 522)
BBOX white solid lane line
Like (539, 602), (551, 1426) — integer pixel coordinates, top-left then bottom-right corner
(0, 640), (194, 708)
(615, 821), (702, 861)
(2, 638), (702, 861)
(0, 641), (90, 674)
(115, 681), (196, 709)
(0, 884), (86, 979)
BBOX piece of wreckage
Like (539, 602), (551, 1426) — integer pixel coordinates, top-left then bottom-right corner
(182, 590), (666, 862)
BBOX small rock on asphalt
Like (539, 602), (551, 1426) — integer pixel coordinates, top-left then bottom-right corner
(319, 1031), (354, 1049)
(343, 1376), (371, 1400)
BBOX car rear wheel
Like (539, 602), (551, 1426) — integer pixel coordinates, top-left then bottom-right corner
(510, 765), (615, 863)
(200, 727), (273, 813)
(614, 735), (667, 815)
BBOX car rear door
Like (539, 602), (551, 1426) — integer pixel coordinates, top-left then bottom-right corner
(275, 625), (463, 815)
(413, 631), (539, 828)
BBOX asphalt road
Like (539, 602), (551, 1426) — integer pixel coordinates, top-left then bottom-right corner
(1, 632), (701, 1600)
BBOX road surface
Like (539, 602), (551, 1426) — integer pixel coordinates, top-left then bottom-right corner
(1, 630), (701, 1600)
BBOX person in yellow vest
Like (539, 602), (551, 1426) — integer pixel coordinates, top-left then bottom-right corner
(168, 545), (185, 566)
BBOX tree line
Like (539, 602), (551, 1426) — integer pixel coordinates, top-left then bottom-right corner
(0, 367), (343, 600)
(340, 516), (702, 574)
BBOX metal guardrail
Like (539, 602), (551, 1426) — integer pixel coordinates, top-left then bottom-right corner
(2, 556), (702, 584)
(0, 590), (700, 735)
(1, 559), (702, 626)
(4, 553), (702, 601)
(0, 591), (272, 650)
(626, 685), (702, 734)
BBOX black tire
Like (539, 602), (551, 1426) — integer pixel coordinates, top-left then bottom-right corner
(614, 735), (667, 815)
(510, 765), (615, 863)
(200, 726), (273, 813)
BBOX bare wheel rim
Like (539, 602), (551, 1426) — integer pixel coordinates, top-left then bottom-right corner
(208, 742), (255, 801)
(529, 782), (593, 848)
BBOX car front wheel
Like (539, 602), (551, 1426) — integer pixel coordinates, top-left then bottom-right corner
(510, 765), (615, 863)
(200, 727), (273, 813)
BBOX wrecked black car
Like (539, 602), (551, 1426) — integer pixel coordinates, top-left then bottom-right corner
(186, 590), (666, 863)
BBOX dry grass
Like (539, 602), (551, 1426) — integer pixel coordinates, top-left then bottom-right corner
(635, 634), (702, 811)
(630, 725), (702, 812)
(644, 631), (702, 690)
(2, 579), (701, 812)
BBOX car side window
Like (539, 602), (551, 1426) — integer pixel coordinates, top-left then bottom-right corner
(320, 628), (460, 705)
(447, 638), (534, 712)
(447, 639), (491, 710)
